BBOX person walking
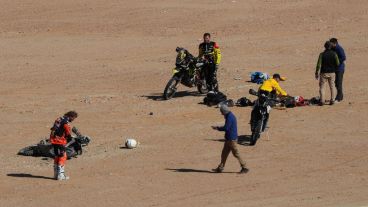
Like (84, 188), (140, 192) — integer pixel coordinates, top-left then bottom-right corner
(330, 38), (346, 102)
(315, 41), (340, 106)
(50, 111), (78, 180)
(212, 105), (248, 174)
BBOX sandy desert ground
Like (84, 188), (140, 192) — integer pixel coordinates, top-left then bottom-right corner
(1, 0), (368, 206)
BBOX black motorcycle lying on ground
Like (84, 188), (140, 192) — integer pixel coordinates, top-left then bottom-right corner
(248, 89), (280, 146)
(163, 47), (208, 100)
(18, 127), (91, 159)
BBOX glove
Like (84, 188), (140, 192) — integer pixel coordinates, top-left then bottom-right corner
(72, 126), (82, 137)
(315, 73), (319, 80)
(215, 64), (219, 70)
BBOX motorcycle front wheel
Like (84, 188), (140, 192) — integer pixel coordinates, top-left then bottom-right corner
(163, 77), (180, 100)
(197, 79), (208, 94)
(18, 146), (37, 156)
(250, 109), (263, 146)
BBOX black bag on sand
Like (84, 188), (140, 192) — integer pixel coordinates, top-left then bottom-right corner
(309, 97), (320, 105)
(283, 96), (296, 108)
(203, 91), (227, 106)
(236, 97), (253, 107)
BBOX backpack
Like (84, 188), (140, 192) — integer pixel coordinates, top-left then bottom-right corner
(236, 97), (253, 107)
(250, 72), (269, 84)
(51, 116), (69, 137)
(310, 97), (320, 105)
(283, 96), (296, 108)
(203, 91), (227, 106)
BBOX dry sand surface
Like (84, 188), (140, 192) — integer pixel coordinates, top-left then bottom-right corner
(1, 0), (368, 206)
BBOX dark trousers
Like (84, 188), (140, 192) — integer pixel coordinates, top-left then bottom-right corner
(218, 140), (246, 169)
(204, 63), (218, 91)
(335, 70), (344, 101)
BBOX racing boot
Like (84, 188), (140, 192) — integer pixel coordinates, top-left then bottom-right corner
(212, 78), (219, 92)
(53, 164), (58, 180)
(57, 165), (69, 181)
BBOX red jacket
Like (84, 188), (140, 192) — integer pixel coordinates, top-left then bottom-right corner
(50, 116), (72, 145)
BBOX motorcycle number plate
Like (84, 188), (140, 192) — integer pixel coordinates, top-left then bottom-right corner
(267, 105), (272, 113)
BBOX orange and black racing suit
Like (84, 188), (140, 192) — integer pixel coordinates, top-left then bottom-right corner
(198, 41), (221, 91)
(50, 116), (72, 166)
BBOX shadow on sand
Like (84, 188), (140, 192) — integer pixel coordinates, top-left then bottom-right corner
(7, 173), (54, 180)
(237, 135), (252, 146)
(166, 168), (236, 174)
(205, 138), (225, 142)
(166, 168), (214, 173)
(142, 91), (204, 101)
(206, 135), (252, 146)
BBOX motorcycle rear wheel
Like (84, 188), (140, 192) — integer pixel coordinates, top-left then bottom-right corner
(48, 147), (76, 159)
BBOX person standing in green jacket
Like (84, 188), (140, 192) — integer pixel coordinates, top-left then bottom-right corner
(315, 41), (340, 106)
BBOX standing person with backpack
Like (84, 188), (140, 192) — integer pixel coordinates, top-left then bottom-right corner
(315, 41), (340, 106)
(330, 38), (346, 102)
(198, 33), (221, 92)
(50, 111), (78, 180)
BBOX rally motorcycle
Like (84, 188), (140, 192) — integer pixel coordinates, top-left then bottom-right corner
(18, 127), (91, 159)
(248, 89), (279, 146)
(163, 47), (208, 100)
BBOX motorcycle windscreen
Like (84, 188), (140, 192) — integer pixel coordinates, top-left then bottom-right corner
(176, 50), (186, 65)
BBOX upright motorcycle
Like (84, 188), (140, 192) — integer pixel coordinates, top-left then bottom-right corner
(248, 89), (278, 146)
(163, 47), (208, 100)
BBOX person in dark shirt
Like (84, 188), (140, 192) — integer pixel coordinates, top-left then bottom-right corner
(330, 38), (346, 102)
(211, 104), (248, 174)
(198, 33), (221, 92)
(315, 41), (340, 106)
(50, 111), (78, 180)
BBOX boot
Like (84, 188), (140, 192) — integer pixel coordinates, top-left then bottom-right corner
(212, 165), (224, 173)
(53, 164), (58, 180)
(213, 83), (219, 92)
(57, 165), (69, 181)
(239, 167), (249, 174)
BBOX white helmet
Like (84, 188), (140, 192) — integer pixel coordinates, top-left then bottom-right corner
(125, 138), (138, 149)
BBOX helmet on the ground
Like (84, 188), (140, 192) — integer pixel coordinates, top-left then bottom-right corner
(125, 138), (138, 149)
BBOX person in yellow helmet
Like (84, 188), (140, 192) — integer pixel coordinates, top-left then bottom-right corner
(259, 73), (288, 98)
(198, 33), (221, 92)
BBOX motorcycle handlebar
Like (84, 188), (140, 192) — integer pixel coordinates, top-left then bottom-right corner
(249, 89), (258, 96)
(249, 89), (283, 103)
